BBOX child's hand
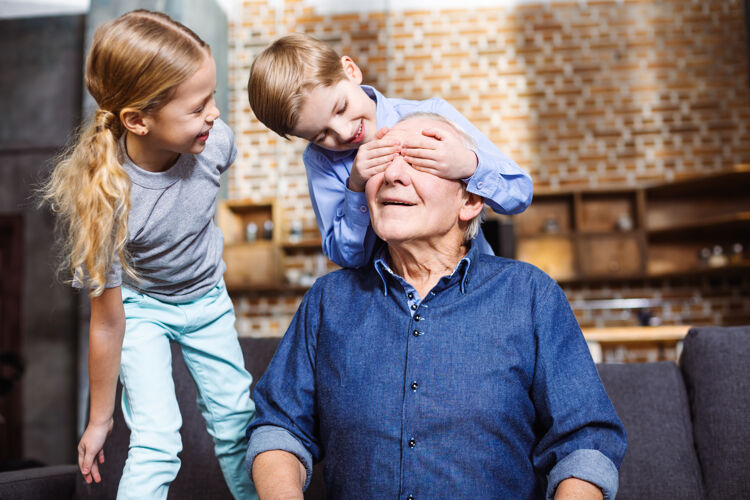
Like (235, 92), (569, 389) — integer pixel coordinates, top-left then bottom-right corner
(78, 418), (113, 484)
(348, 127), (399, 192)
(401, 127), (478, 180)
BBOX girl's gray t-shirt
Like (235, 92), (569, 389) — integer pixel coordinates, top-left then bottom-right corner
(99, 118), (236, 304)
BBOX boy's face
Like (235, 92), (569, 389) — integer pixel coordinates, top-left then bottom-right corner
(291, 57), (377, 152)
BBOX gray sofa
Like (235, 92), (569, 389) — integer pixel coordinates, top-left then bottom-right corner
(1, 326), (748, 499)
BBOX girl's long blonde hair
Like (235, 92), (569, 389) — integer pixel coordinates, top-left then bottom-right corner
(42, 10), (209, 296)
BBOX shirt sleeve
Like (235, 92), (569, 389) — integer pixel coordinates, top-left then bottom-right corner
(246, 281), (323, 490)
(529, 278), (627, 499)
(427, 98), (533, 215)
(215, 118), (237, 173)
(304, 147), (379, 268)
(72, 256), (123, 290)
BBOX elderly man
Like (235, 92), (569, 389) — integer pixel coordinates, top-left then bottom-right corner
(246, 113), (626, 499)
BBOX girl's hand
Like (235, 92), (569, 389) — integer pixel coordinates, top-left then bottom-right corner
(348, 127), (399, 192)
(401, 127), (478, 180)
(78, 418), (113, 484)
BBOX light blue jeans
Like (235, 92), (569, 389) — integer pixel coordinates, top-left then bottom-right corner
(117, 280), (257, 500)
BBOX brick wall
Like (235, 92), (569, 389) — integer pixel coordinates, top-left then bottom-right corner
(227, 0), (750, 337)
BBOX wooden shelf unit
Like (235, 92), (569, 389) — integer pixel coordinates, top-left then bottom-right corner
(513, 166), (750, 282)
(217, 199), (326, 292)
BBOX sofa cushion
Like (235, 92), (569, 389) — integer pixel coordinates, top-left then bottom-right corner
(680, 325), (750, 500)
(598, 362), (703, 500)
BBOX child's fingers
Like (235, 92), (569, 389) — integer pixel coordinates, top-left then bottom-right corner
(401, 137), (438, 151)
(404, 156), (439, 171)
(363, 144), (400, 159)
(79, 443), (97, 476)
(375, 126), (390, 139)
(401, 146), (438, 160)
(421, 128), (445, 141)
(98, 449), (106, 464)
(90, 459), (102, 483)
(365, 163), (390, 177)
(363, 155), (397, 172)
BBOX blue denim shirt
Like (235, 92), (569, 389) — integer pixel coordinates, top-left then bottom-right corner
(247, 243), (626, 499)
(303, 85), (533, 267)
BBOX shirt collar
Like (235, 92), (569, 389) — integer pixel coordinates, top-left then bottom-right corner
(361, 85), (398, 130)
(373, 241), (479, 297)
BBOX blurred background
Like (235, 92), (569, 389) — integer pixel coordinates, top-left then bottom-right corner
(1, 0), (749, 472)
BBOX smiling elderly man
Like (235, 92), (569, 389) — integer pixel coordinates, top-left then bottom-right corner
(245, 113), (626, 500)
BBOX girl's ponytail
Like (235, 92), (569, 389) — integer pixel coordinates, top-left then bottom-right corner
(43, 108), (133, 296)
(41, 9), (209, 296)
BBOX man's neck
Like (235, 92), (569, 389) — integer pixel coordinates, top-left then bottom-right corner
(387, 238), (468, 298)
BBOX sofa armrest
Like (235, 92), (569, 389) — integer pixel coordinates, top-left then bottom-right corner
(0, 464), (77, 500)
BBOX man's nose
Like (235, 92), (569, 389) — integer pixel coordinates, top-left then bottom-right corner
(383, 154), (411, 185)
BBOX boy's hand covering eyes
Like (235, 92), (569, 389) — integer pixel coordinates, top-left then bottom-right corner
(348, 127), (399, 192)
(400, 127), (479, 180)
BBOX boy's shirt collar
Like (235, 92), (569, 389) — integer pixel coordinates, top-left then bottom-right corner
(362, 85), (400, 132)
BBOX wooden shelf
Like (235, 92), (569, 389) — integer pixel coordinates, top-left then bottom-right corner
(647, 212), (750, 237)
(280, 238), (323, 250)
(582, 325), (690, 343)
(511, 167), (750, 283)
(645, 261), (750, 280)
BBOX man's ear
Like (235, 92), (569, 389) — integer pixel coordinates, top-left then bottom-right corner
(120, 108), (149, 136)
(459, 192), (485, 222)
(341, 56), (363, 85)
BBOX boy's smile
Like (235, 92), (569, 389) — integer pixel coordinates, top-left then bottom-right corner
(291, 57), (377, 152)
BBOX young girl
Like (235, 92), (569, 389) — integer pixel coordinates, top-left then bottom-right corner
(43, 10), (256, 499)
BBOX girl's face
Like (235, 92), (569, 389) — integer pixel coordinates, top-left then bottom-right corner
(291, 57), (378, 152)
(143, 53), (219, 167)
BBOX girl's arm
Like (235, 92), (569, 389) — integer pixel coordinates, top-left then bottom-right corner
(78, 286), (126, 484)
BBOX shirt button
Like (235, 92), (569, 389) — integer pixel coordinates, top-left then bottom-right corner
(359, 205), (368, 213)
(414, 314), (421, 321)
(410, 303), (417, 311)
(412, 329), (420, 337)
(407, 496), (415, 500)
(411, 381), (419, 391)
(408, 292), (414, 299)
(477, 181), (484, 189)
(408, 438), (416, 448)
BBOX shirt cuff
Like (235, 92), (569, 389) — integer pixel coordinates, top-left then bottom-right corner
(546, 449), (619, 500)
(463, 154), (496, 200)
(246, 425), (314, 491)
(343, 184), (371, 227)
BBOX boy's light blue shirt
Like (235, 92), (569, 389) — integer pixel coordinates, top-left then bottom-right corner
(303, 85), (533, 268)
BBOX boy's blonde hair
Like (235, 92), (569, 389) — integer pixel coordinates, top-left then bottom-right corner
(248, 33), (346, 138)
(42, 9), (209, 296)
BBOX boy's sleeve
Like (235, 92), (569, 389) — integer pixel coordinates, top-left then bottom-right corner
(303, 146), (379, 268)
(528, 278), (627, 500)
(246, 281), (324, 490)
(429, 98), (533, 215)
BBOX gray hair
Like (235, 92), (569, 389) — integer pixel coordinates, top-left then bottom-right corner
(394, 112), (485, 243)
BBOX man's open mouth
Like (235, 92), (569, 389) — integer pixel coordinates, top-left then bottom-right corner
(382, 200), (415, 206)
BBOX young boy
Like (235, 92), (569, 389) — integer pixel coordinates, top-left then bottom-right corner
(247, 33), (533, 268)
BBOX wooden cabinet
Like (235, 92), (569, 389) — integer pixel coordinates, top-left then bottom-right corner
(217, 199), (284, 290)
(644, 166), (750, 277)
(217, 199), (326, 292)
(511, 165), (750, 282)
